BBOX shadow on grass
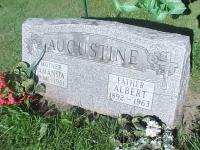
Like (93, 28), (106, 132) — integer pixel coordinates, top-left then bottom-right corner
(197, 14), (200, 28)
(182, 0), (198, 15)
(86, 17), (194, 69)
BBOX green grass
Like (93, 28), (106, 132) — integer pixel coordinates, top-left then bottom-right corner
(184, 126), (200, 150)
(188, 135), (200, 150)
(0, 104), (199, 150)
(0, 0), (200, 149)
(0, 106), (117, 150)
(177, 126), (200, 150)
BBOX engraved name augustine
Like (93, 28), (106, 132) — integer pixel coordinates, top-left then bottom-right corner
(25, 32), (178, 87)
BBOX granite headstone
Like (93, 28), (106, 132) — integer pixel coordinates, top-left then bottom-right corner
(22, 18), (191, 127)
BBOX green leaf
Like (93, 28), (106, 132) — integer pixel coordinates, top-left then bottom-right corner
(35, 83), (46, 93)
(142, 116), (161, 123)
(26, 46), (46, 78)
(109, 134), (116, 145)
(150, 7), (158, 16)
(0, 124), (9, 129)
(38, 123), (48, 141)
(133, 130), (145, 137)
(117, 117), (128, 127)
(23, 99), (30, 109)
(114, 0), (121, 11)
(132, 114), (143, 124)
(17, 90), (25, 98)
(61, 119), (72, 125)
(114, 0), (139, 12)
(22, 79), (35, 93)
(2, 89), (9, 99)
(149, 0), (156, 10)
(15, 62), (29, 71)
(13, 68), (20, 74)
(13, 81), (21, 90)
(169, 4), (186, 14)
(165, 0), (186, 14)
(160, 0), (167, 4)
(132, 116), (141, 124)
(160, 3), (166, 10)
(129, 0), (140, 5)
(143, 0), (151, 9)
(113, 0), (186, 21)
(119, 129), (131, 137)
(4, 106), (21, 116)
(121, 3), (139, 12)
(133, 122), (146, 131)
(20, 71), (28, 81)
(156, 11), (169, 21)
(21, 111), (30, 116)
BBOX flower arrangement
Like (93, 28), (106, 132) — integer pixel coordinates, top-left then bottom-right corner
(0, 62), (43, 107)
(0, 71), (31, 106)
(114, 0), (186, 21)
(0, 47), (46, 107)
(81, 0), (187, 21)
(113, 114), (175, 150)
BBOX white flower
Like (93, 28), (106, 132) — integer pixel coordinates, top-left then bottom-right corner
(164, 144), (175, 150)
(150, 139), (162, 149)
(138, 137), (149, 144)
(163, 127), (174, 144)
(145, 128), (161, 138)
(132, 137), (150, 150)
(114, 147), (122, 150)
(145, 121), (161, 138)
(147, 121), (161, 129)
(114, 147), (128, 150)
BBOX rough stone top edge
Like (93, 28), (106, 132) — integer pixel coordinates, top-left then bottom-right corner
(22, 18), (191, 46)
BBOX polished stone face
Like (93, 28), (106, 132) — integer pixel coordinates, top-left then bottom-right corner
(22, 18), (191, 127)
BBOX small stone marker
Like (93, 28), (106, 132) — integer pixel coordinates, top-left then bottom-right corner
(22, 18), (191, 127)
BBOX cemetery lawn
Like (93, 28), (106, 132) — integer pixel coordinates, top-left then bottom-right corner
(0, 106), (117, 150)
(0, 0), (200, 149)
(0, 104), (199, 149)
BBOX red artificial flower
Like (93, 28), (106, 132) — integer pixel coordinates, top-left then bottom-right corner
(0, 72), (6, 89)
(0, 92), (33, 107)
(0, 93), (6, 107)
(5, 94), (16, 105)
(0, 72), (33, 107)
(0, 98), (4, 107)
(17, 95), (28, 104)
(0, 72), (6, 78)
(0, 80), (6, 89)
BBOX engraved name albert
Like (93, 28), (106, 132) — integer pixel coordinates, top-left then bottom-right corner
(108, 74), (154, 110)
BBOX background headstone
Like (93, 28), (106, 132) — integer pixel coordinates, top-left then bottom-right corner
(22, 18), (191, 127)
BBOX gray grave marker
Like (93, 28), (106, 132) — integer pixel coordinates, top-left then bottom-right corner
(22, 18), (191, 127)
